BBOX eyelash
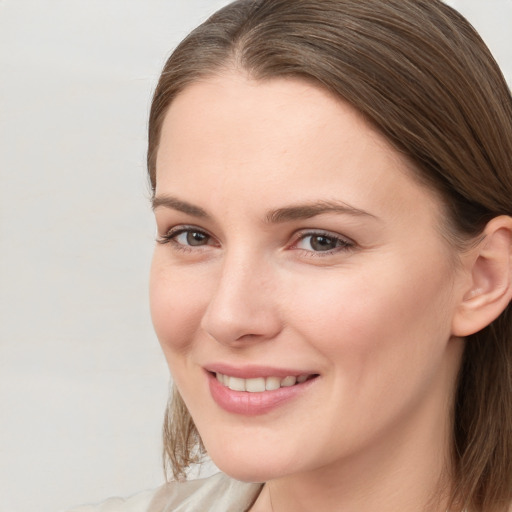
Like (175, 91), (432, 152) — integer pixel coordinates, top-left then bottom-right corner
(156, 226), (355, 256)
(156, 226), (216, 253)
(292, 230), (355, 256)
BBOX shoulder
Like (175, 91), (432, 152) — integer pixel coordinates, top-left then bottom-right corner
(66, 488), (157, 512)
(148, 472), (263, 512)
(66, 473), (262, 512)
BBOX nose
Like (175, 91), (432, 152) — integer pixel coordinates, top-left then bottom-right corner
(200, 252), (283, 346)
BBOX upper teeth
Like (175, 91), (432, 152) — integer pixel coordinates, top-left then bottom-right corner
(216, 372), (310, 392)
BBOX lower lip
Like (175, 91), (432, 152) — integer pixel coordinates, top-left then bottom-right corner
(207, 372), (317, 416)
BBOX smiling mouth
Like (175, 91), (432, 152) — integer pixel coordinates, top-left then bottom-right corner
(213, 372), (318, 392)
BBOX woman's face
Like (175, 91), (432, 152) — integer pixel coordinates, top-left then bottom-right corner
(150, 74), (466, 482)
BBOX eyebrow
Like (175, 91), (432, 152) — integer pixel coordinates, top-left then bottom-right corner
(152, 195), (208, 217)
(266, 200), (378, 223)
(152, 195), (378, 223)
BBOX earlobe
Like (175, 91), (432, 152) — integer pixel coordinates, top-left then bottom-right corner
(452, 215), (512, 337)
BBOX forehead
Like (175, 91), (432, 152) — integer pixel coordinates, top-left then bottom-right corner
(155, 73), (442, 225)
(159, 73), (371, 151)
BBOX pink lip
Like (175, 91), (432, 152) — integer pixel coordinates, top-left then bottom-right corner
(206, 368), (318, 416)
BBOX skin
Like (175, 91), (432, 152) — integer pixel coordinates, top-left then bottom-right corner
(150, 73), (468, 512)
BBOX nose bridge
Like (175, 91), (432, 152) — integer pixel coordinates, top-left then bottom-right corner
(200, 246), (281, 345)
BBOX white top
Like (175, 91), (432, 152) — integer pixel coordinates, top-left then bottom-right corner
(67, 472), (263, 512)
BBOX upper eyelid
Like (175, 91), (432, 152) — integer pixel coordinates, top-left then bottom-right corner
(156, 225), (215, 245)
(292, 228), (354, 243)
(162, 224), (211, 236)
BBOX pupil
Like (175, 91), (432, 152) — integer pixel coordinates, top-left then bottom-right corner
(311, 235), (335, 251)
(187, 231), (207, 246)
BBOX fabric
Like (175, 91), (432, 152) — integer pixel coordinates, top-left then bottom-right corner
(67, 473), (263, 512)
(66, 488), (156, 512)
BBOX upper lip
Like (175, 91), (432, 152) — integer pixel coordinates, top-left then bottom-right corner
(204, 363), (319, 379)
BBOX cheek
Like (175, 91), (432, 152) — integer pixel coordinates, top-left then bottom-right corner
(149, 255), (208, 358)
(277, 259), (458, 449)
(283, 256), (455, 372)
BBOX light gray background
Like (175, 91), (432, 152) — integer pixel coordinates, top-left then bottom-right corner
(0, 1), (510, 511)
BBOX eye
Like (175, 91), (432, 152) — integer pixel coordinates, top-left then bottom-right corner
(175, 230), (210, 246)
(157, 226), (217, 250)
(293, 231), (354, 253)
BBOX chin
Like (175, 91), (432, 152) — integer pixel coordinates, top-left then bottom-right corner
(204, 436), (303, 483)
(213, 458), (282, 484)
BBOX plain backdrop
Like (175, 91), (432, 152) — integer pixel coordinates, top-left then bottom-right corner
(0, 1), (510, 511)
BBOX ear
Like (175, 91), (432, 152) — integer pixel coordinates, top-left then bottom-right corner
(452, 215), (512, 337)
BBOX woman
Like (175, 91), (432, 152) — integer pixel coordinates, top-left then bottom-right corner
(73, 0), (512, 510)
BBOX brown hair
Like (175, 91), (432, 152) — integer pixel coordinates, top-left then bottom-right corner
(148, 1), (512, 509)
